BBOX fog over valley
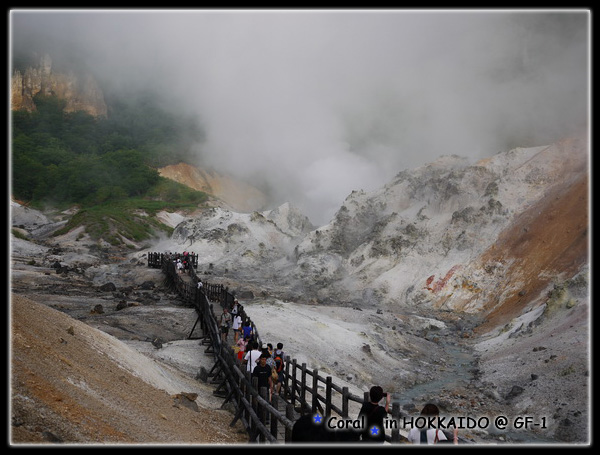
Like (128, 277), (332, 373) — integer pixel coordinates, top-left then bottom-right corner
(10, 9), (589, 225)
(9, 9), (591, 445)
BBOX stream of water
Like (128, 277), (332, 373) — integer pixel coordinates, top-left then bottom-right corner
(397, 341), (474, 404)
(393, 340), (558, 444)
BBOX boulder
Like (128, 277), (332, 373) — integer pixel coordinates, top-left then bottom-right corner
(99, 282), (117, 292)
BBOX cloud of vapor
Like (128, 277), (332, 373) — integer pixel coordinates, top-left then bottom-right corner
(10, 10), (589, 225)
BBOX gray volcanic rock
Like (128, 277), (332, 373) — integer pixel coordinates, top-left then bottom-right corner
(10, 133), (590, 444)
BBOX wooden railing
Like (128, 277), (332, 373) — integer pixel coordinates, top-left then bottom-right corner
(148, 251), (198, 269)
(150, 252), (408, 444)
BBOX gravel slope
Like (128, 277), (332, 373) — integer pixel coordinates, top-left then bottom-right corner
(10, 293), (247, 445)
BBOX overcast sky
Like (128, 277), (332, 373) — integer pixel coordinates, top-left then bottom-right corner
(10, 9), (590, 225)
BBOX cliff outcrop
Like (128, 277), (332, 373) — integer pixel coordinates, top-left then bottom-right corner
(11, 54), (107, 117)
(158, 163), (268, 213)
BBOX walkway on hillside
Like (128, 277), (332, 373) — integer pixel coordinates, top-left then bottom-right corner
(151, 252), (421, 444)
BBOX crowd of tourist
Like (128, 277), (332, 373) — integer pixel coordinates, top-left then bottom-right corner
(167, 251), (459, 445)
(217, 299), (287, 401)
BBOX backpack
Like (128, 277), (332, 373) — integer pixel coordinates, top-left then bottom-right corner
(274, 354), (284, 373)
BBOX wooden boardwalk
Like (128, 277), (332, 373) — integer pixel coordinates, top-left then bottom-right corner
(216, 323), (302, 442)
(151, 252), (411, 444)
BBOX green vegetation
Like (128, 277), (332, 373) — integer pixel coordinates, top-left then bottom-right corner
(11, 229), (28, 240)
(11, 91), (208, 245)
(52, 196), (202, 246)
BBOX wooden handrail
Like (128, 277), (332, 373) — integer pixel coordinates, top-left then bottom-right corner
(149, 252), (409, 444)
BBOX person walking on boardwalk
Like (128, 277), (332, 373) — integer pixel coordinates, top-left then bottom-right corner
(231, 298), (240, 317)
(261, 344), (276, 370)
(219, 307), (232, 344)
(273, 343), (286, 396)
(232, 311), (243, 343)
(273, 342), (285, 360)
(253, 354), (274, 400)
(407, 403), (458, 444)
(236, 335), (249, 363)
(241, 319), (253, 342)
(358, 386), (391, 443)
(243, 341), (262, 374)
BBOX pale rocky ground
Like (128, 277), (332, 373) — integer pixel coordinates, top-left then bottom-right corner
(9, 134), (590, 445)
(10, 231), (589, 446)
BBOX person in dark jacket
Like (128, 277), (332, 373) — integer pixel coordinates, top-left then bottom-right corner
(252, 354), (274, 399)
(358, 385), (390, 443)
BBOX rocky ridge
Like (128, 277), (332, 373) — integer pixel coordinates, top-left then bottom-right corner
(11, 53), (107, 117)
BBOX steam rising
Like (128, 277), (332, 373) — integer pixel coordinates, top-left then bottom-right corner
(10, 9), (589, 225)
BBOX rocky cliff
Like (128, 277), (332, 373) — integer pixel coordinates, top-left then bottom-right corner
(11, 54), (107, 117)
(291, 134), (588, 323)
(161, 132), (588, 336)
(158, 162), (268, 213)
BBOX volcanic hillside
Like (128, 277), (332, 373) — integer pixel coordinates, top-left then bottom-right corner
(162, 133), (589, 336)
(158, 163), (268, 213)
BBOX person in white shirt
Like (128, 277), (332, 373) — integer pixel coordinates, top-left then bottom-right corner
(231, 299), (239, 316)
(232, 313), (243, 343)
(407, 403), (458, 445)
(243, 341), (262, 374)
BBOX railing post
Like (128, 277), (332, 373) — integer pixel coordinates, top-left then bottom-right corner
(291, 359), (297, 408)
(251, 376), (259, 440)
(244, 370), (252, 429)
(301, 363), (307, 410)
(325, 376), (333, 417)
(284, 355), (291, 397)
(391, 400), (400, 443)
(342, 387), (349, 418)
(285, 403), (295, 442)
(259, 386), (268, 442)
(270, 393), (279, 439)
(311, 369), (319, 413)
